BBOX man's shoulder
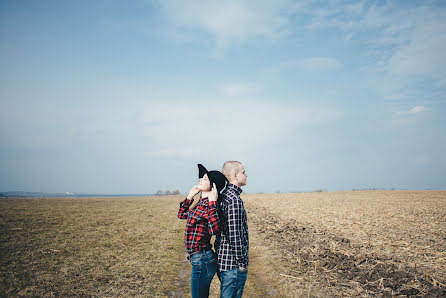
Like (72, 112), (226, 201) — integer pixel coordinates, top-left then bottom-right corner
(222, 193), (244, 212)
(222, 188), (240, 200)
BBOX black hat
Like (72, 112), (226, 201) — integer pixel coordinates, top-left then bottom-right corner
(197, 164), (227, 193)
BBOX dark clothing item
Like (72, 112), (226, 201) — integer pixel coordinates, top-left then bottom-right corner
(178, 196), (220, 254)
(189, 249), (218, 298)
(215, 184), (249, 272)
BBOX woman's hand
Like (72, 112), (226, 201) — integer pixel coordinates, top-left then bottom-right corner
(208, 183), (218, 202)
(187, 186), (200, 200)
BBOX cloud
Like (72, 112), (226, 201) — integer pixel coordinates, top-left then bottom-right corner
(392, 106), (429, 125)
(384, 9), (446, 81)
(302, 1), (446, 101)
(360, 4), (446, 100)
(395, 105), (427, 116)
(154, 0), (299, 49)
(220, 83), (259, 97)
(408, 106), (426, 114)
(139, 100), (339, 160)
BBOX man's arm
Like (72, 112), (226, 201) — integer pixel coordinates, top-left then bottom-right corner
(227, 198), (248, 268)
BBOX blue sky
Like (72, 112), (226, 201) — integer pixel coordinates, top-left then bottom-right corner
(1, 0), (445, 194)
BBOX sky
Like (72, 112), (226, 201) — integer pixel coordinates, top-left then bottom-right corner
(1, 0), (445, 194)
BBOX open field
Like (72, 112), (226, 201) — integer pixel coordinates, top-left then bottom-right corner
(1, 190), (445, 297)
(0, 196), (187, 297)
(244, 190), (446, 297)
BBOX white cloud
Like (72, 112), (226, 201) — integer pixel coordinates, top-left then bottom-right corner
(361, 5), (446, 100)
(395, 105), (427, 116)
(139, 100), (339, 160)
(393, 106), (429, 124)
(385, 10), (446, 80)
(154, 0), (299, 49)
(408, 106), (426, 114)
(302, 2), (446, 101)
(220, 83), (258, 97)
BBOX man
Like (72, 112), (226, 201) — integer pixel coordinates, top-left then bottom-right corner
(215, 161), (249, 298)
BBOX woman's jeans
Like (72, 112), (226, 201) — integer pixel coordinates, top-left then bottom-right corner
(189, 249), (217, 298)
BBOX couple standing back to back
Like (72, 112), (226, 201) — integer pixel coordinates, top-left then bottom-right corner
(177, 161), (248, 298)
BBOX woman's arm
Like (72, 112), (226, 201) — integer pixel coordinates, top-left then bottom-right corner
(205, 183), (220, 234)
(178, 198), (192, 219)
(178, 186), (200, 219)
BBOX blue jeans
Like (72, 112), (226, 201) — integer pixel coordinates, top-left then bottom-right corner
(189, 249), (217, 298)
(219, 267), (248, 298)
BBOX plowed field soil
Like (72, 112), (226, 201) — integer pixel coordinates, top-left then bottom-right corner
(243, 190), (446, 297)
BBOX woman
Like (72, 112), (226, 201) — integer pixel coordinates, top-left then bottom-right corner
(178, 164), (227, 298)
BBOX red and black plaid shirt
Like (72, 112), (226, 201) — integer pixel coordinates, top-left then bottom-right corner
(178, 196), (220, 254)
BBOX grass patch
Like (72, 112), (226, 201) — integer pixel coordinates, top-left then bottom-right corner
(0, 196), (185, 296)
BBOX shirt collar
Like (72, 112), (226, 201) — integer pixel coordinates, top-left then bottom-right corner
(227, 183), (243, 195)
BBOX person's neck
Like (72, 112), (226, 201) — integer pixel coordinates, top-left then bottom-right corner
(229, 181), (242, 188)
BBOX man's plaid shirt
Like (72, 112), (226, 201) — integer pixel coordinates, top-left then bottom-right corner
(215, 184), (249, 271)
(178, 196), (220, 254)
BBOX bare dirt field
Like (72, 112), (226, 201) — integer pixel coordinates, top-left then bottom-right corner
(1, 190), (445, 297)
(244, 190), (446, 297)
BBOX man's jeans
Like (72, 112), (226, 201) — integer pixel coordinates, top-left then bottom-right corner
(189, 249), (217, 298)
(219, 267), (248, 298)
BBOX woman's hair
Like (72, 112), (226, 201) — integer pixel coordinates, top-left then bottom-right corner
(217, 193), (224, 206)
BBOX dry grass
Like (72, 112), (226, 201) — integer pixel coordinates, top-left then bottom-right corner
(0, 196), (186, 297)
(1, 190), (445, 297)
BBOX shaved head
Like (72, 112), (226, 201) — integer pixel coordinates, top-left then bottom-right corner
(222, 161), (241, 180)
(222, 161), (247, 187)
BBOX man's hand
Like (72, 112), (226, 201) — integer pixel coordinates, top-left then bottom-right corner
(238, 266), (248, 272)
(208, 183), (218, 202)
(187, 186), (200, 200)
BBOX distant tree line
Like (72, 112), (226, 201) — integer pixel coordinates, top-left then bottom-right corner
(155, 190), (181, 196)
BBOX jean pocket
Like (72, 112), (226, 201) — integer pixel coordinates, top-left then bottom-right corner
(190, 255), (201, 266)
(205, 257), (217, 278)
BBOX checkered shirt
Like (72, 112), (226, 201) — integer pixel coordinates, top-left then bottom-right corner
(178, 196), (220, 254)
(215, 184), (249, 271)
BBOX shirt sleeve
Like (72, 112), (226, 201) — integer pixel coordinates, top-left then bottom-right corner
(178, 198), (192, 219)
(204, 200), (220, 235)
(227, 198), (248, 268)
